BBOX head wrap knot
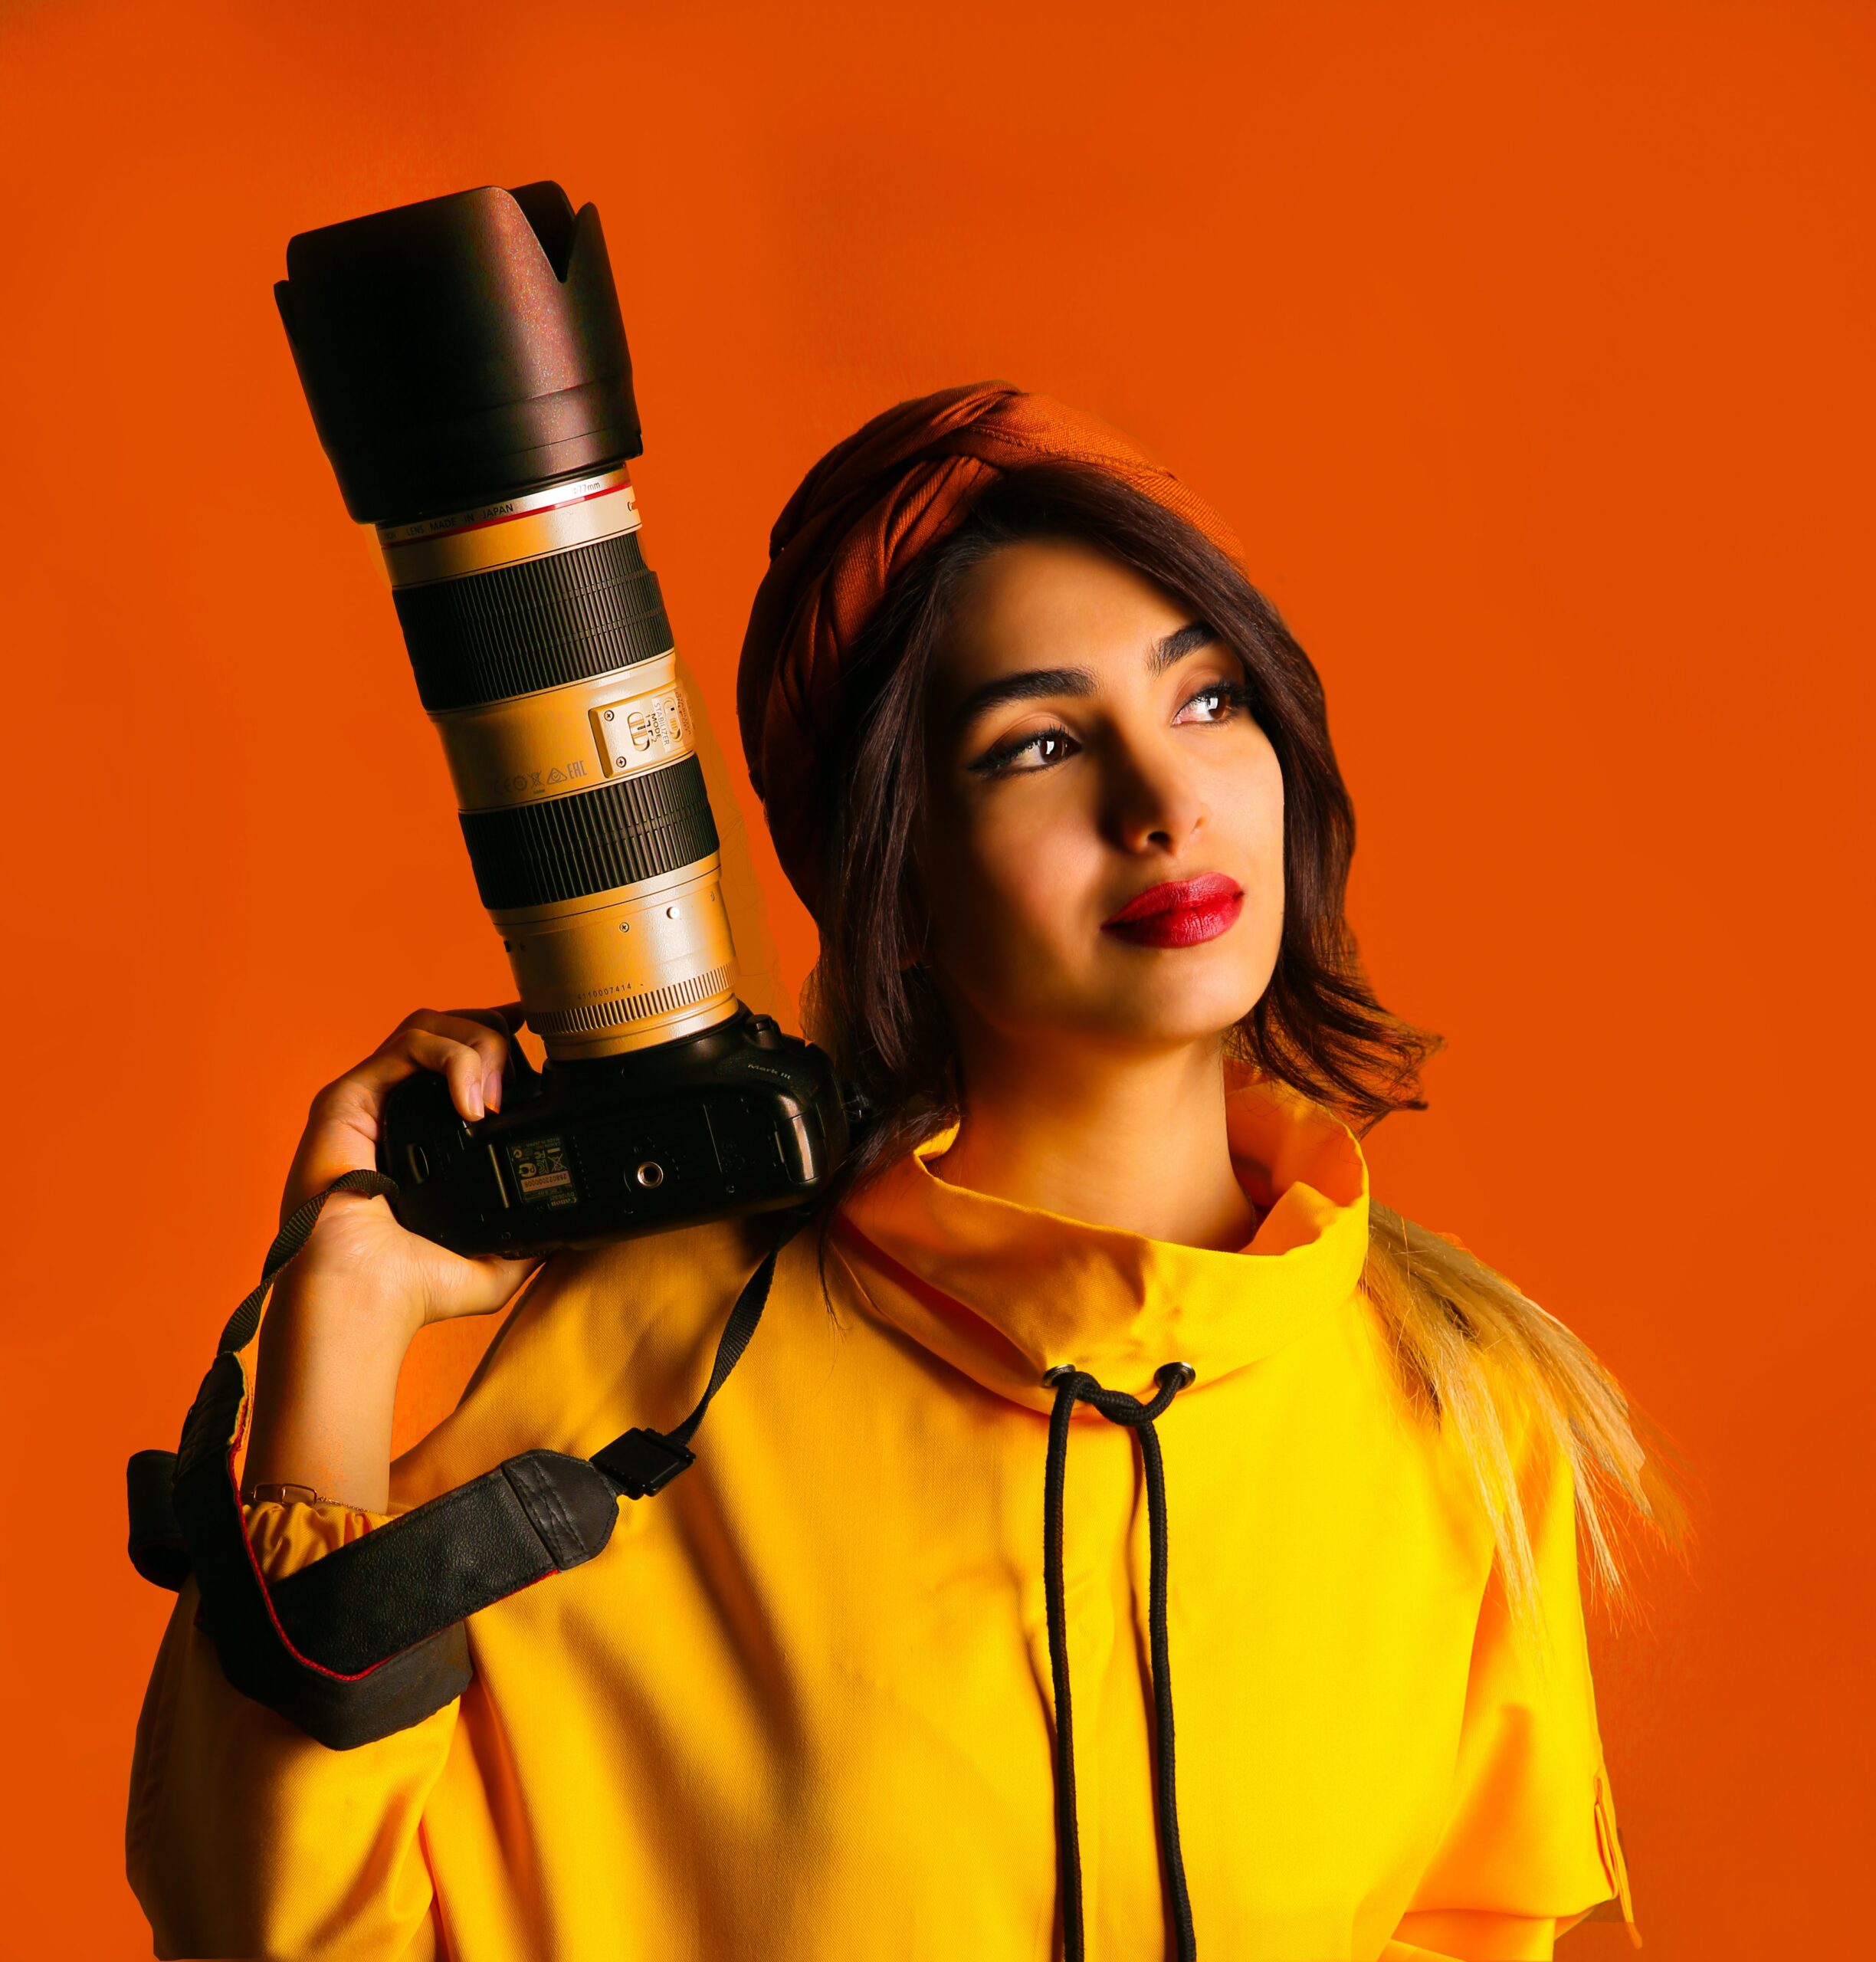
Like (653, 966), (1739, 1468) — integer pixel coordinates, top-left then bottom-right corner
(734, 381), (1240, 917)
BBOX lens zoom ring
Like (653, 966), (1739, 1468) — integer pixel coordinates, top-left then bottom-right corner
(395, 532), (674, 711)
(461, 756), (719, 910)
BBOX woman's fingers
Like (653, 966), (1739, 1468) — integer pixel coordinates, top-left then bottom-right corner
(352, 1009), (513, 1118)
(286, 1007), (517, 1213)
(405, 1026), (490, 1122)
(441, 1002), (528, 1111)
(385, 1009), (514, 1104)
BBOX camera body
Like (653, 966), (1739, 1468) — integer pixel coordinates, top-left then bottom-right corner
(382, 1005), (848, 1255)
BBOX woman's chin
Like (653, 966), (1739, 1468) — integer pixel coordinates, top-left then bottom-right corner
(1092, 950), (1269, 1019)
(1072, 979), (1270, 1052)
(955, 956), (1271, 1058)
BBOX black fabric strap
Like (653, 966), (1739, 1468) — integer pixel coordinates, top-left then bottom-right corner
(1042, 1361), (1198, 1962)
(170, 1348), (476, 1750)
(264, 1224), (801, 1676)
(217, 1166), (400, 1355)
(669, 1233), (787, 1449)
(126, 1172), (809, 1750)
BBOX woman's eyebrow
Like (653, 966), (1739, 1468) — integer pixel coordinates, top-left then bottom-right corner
(946, 620), (1218, 737)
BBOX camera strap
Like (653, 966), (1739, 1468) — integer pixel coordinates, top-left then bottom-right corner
(126, 1170), (807, 1750)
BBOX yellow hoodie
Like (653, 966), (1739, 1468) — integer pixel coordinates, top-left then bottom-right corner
(127, 1070), (1637, 1960)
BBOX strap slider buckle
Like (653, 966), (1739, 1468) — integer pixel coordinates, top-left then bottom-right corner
(592, 1427), (697, 1500)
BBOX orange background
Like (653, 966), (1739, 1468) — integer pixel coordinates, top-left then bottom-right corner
(1, 3), (1867, 1953)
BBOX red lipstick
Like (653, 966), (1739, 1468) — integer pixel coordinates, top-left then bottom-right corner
(1101, 873), (1245, 948)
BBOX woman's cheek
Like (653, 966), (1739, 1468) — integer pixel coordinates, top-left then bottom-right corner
(979, 849), (1048, 952)
(966, 842), (1074, 996)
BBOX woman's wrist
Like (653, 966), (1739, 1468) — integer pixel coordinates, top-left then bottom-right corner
(265, 1254), (427, 1355)
(244, 1268), (418, 1513)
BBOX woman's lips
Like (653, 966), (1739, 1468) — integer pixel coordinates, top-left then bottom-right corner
(1101, 873), (1245, 948)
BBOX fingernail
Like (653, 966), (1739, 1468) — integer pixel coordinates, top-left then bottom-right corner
(485, 1072), (502, 1114)
(465, 1083), (485, 1120)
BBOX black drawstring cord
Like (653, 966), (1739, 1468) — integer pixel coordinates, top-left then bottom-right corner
(1041, 1360), (1199, 1962)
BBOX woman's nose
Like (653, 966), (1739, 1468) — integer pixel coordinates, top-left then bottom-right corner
(1102, 737), (1207, 855)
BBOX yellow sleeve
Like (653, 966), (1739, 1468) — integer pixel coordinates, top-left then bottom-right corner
(126, 1500), (457, 1960)
(241, 1494), (389, 1576)
(1388, 1428), (1641, 1960)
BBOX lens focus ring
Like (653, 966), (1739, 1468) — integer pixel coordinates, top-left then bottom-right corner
(395, 530), (674, 712)
(460, 754), (718, 910)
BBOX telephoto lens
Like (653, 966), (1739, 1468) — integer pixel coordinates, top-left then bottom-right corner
(275, 181), (849, 1254)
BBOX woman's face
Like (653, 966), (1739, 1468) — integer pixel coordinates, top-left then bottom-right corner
(916, 535), (1285, 1063)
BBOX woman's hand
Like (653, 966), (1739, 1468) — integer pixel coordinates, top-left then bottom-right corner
(243, 1006), (546, 1511)
(277, 1004), (543, 1344)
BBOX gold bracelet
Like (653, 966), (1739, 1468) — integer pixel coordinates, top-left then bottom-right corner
(242, 1481), (334, 1507)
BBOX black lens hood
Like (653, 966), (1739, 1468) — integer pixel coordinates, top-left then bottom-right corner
(275, 181), (642, 525)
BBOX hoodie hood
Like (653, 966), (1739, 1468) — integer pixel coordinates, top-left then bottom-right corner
(832, 1062), (1372, 1414)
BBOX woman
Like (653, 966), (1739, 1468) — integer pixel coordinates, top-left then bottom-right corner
(128, 384), (1677, 1960)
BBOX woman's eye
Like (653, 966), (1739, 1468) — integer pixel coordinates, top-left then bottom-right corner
(969, 678), (1256, 778)
(971, 725), (1078, 776)
(1176, 678), (1255, 724)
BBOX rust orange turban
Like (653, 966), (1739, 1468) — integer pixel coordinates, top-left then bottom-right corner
(735, 381), (1242, 918)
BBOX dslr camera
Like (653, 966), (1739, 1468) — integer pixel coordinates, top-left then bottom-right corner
(275, 182), (849, 1255)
